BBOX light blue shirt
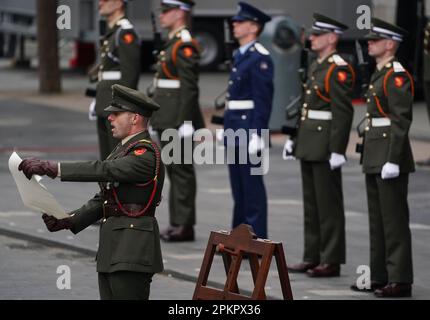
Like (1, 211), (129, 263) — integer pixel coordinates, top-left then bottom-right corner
(239, 40), (256, 55)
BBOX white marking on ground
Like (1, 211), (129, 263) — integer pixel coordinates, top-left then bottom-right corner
(0, 211), (37, 217)
(205, 188), (231, 194)
(165, 253), (204, 260)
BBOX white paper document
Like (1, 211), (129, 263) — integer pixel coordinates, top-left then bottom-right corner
(8, 152), (68, 219)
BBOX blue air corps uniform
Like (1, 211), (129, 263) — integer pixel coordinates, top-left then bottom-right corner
(223, 2), (273, 239)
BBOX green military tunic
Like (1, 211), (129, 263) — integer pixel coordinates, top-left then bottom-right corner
(91, 17), (141, 160)
(60, 131), (164, 299)
(423, 22), (430, 126)
(151, 27), (204, 228)
(362, 58), (414, 284)
(294, 52), (354, 264)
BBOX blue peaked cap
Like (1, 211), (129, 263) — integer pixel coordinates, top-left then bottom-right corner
(231, 2), (271, 26)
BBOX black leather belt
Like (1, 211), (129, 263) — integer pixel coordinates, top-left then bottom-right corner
(103, 203), (155, 218)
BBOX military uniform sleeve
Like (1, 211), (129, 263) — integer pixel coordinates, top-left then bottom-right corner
(250, 55), (274, 131)
(386, 72), (413, 164)
(175, 42), (200, 126)
(328, 65), (354, 154)
(118, 28), (141, 89)
(60, 146), (156, 183)
(69, 193), (103, 234)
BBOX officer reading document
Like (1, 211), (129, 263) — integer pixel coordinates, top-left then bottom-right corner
(18, 85), (165, 300)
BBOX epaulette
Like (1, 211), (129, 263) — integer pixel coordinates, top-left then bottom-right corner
(393, 61), (405, 73)
(179, 29), (192, 43)
(117, 18), (133, 30)
(332, 54), (348, 66)
(254, 42), (270, 55)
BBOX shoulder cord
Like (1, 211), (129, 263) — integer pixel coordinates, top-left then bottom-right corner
(375, 68), (415, 118)
(111, 139), (161, 217)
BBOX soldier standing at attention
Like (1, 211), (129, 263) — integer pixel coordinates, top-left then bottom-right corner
(90, 0), (141, 160)
(151, 0), (204, 242)
(285, 14), (355, 277)
(19, 85), (165, 300)
(350, 18), (414, 298)
(417, 20), (430, 167)
(222, 2), (273, 239)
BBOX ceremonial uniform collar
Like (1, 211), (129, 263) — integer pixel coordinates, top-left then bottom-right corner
(317, 50), (336, 64)
(168, 25), (187, 39)
(121, 130), (148, 145)
(376, 56), (395, 71)
(239, 40), (256, 55)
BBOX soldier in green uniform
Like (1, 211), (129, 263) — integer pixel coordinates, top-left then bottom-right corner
(284, 14), (355, 277)
(19, 85), (164, 300)
(151, 0), (204, 242)
(89, 0), (141, 160)
(350, 18), (414, 298)
(417, 20), (430, 167)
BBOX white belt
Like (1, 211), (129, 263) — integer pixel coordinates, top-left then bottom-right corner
(155, 79), (181, 89)
(227, 100), (255, 110)
(371, 118), (391, 127)
(99, 71), (122, 81)
(307, 110), (332, 120)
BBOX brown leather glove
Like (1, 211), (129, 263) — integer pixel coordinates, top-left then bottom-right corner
(18, 158), (58, 180)
(42, 213), (73, 232)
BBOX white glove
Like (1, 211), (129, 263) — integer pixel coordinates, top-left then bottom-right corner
(282, 139), (295, 160)
(178, 123), (194, 138)
(88, 100), (97, 121)
(248, 133), (265, 155)
(329, 152), (346, 170)
(381, 162), (400, 179)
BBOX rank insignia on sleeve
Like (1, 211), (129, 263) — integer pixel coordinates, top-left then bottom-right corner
(134, 148), (146, 156)
(394, 76), (404, 88)
(260, 62), (268, 70)
(337, 71), (347, 83)
(122, 33), (135, 44)
(183, 47), (193, 57)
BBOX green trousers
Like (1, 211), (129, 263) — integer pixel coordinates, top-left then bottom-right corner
(158, 132), (196, 226)
(97, 116), (119, 160)
(365, 173), (413, 284)
(98, 271), (153, 300)
(300, 160), (346, 264)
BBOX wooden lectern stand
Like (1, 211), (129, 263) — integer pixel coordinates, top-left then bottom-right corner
(193, 224), (293, 300)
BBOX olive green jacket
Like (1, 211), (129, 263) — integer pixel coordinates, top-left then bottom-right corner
(61, 131), (165, 274)
(362, 58), (415, 174)
(151, 27), (205, 130)
(295, 52), (354, 161)
(92, 18), (141, 117)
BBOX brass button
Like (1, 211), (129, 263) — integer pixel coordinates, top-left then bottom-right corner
(232, 68), (237, 72)
(102, 218), (107, 223)
(366, 98), (370, 103)
(382, 133), (387, 138)
(303, 103), (307, 108)
(366, 113), (370, 117)
(328, 57), (333, 63)
(365, 126), (370, 131)
(372, 92), (376, 96)
(130, 224), (134, 228)
(241, 115), (247, 120)
(317, 126), (322, 131)
(314, 85), (318, 90)
(311, 76), (315, 80)
(160, 50), (165, 55)
(101, 53), (106, 58)
(385, 62), (392, 68)
(103, 40), (108, 45)
(369, 85), (373, 89)
(301, 117), (306, 121)
(229, 80), (233, 85)
(306, 90), (311, 95)
(104, 200), (108, 204)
